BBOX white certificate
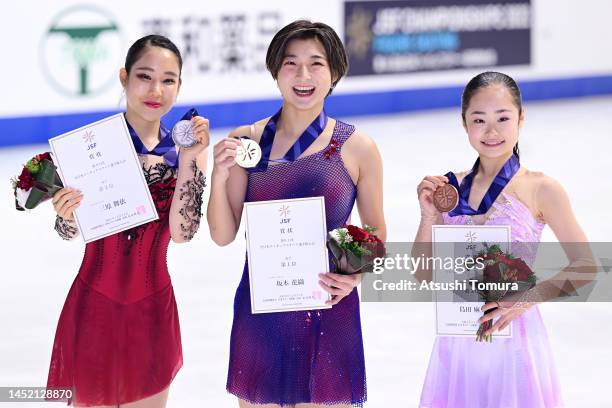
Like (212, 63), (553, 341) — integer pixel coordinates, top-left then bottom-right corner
(49, 114), (158, 243)
(432, 225), (512, 337)
(244, 197), (331, 314)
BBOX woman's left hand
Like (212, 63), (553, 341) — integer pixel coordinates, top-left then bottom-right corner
(181, 116), (210, 156)
(478, 299), (536, 336)
(318, 272), (362, 306)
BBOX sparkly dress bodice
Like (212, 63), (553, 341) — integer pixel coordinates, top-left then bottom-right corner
(77, 163), (177, 303)
(227, 120), (367, 406)
(443, 192), (545, 265)
(245, 121), (357, 231)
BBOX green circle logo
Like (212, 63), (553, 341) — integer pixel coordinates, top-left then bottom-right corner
(41, 5), (123, 97)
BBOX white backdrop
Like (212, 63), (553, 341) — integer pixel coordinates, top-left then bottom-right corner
(1, 0), (611, 118)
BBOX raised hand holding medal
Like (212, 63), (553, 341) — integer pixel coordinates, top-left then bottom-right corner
(419, 153), (520, 216)
(234, 136), (262, 168)
(433, 183), (459, 213)
(171, 108), (196, 147)
(172, 108), (197, 147)
(213, 107), (327, 174)
(417, 175), (451, 217)
(172, 108), (210, 155)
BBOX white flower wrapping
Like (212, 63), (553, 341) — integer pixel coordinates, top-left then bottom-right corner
(329, 227), (352, 244)
(15, 187), (32, 210)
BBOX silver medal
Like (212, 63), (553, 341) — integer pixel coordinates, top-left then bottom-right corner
(172, 120), (197, 148)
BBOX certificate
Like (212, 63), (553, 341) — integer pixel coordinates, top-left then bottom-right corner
(244, 197), (331, 314)
(49, 114), (158, 243)
(432, 225), (512, 337)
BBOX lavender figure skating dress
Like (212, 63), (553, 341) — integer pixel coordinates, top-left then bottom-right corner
(420, 192), (562, 408)
(227, 120), (366, 406)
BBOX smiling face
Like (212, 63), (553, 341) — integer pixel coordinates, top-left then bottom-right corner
(276, 38), (333, 112)
(120, 46), (181, 123)
(463, 84), (524, 159)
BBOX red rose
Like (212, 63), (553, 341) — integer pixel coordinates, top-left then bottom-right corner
(497, 254), (514, 266)
(481, 253), (496, 262)
(36, 152), (51, 162)
(346, 225), (369, 242)
(16, 167), (34, 190)
(508, 258), (533, 281)
(483, 264), (502, 282)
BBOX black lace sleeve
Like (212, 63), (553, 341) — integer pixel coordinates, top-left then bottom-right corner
(55, 215), (79, 241)
(177, 159), (207, 241)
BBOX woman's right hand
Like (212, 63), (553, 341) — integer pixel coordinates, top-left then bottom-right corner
(416, 175), (448, 219)
(212, 137), (242, 182)
(52, 188), (83, 220)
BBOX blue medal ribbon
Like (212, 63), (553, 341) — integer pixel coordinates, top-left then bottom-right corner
(445, 153), (520, 217)
(251, 108), (328, 172)
(125, 114), (181, 168)
(180, 108), (198, 122)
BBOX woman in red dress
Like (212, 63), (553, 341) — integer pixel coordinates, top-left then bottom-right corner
(47, 35), (209, 407)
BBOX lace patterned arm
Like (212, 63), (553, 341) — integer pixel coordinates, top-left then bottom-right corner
(55, 215), (80, 241)
(170, 157), (207, 242)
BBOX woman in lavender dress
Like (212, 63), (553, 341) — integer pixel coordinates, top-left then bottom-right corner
(414, 72), (593, 408)
(207, 21), (386, 407)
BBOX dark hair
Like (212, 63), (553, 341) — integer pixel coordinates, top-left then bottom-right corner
(461, 71), (522, 158)
(124, 34), (183, 78)
(266, 20), (348, 95)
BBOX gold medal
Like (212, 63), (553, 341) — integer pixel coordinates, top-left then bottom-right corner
(235, 137), (262, 168)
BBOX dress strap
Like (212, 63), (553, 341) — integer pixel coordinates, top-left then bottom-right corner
(331, 120), (356, 147)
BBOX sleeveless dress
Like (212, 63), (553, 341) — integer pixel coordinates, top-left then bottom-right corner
(226, 120), (367, 406)
(420, 192), (563, 408)
(47, 162), (183, 406)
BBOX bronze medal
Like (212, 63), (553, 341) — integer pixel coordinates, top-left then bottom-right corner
(433, 183), (459, 213)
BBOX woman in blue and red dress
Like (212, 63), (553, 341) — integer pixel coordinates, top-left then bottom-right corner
(207, 20), (386, 407)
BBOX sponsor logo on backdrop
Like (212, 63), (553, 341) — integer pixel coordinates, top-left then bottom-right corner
(41, 5), (123, 97)
(141, 11), (282, 76)
(345, 0), (531, 76)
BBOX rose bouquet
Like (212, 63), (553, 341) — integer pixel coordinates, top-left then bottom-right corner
(475, 243), (537, 342)
(327, 225), (385, 275)
(11, 152), (63, 211)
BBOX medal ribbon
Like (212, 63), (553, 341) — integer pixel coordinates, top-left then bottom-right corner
(181, 108), (198, 121)
(251, 108), (328, 172)
(125, 114), (180, 168)
(445, 153), (520, 217)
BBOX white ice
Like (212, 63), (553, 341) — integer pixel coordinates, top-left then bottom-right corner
(1, 96), (611, 407)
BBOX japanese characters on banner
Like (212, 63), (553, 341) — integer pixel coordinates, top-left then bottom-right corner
(1, 0), (611, 119)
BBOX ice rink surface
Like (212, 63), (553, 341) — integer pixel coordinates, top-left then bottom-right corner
(1, 96), (611, 407)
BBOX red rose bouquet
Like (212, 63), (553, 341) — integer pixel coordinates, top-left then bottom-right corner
(11, 152), (63, 211)
(475, 243), (537, 342)
(327, 224), (385, 274)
